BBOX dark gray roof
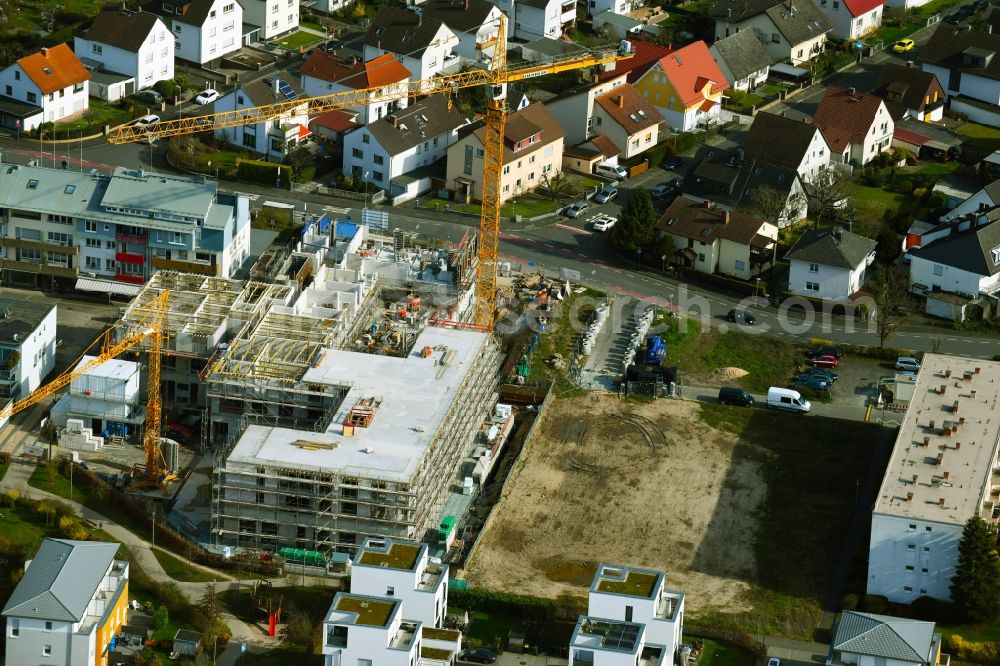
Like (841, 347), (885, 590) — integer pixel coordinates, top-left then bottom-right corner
(0, 298), (54, 341)
(1, 539), (121, 622)
(363, 6), (449, 58)
(76, 8), (162, 53)
(785, 227), (876, 269)
(712, 0), (779, 22)
(417, 0), (498, 34)
(174, 629), (203, 644)
(831, 612), (936, 663)
(913, 219), (1000, 277)
(742, 111), (820, 170)
(685, 144), (800, 205)
(366, 94), (468, 156)
(920, 23), (1000, 82)
(765, 0), (831, 46)
(874, 63), (944, 120)
(239, 75), (305, 108)
(711, 28), (771, 82)
(168, 0), (219, 27)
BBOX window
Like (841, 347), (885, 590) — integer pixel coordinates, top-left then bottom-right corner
(925, 526), (932, 532)
(921, 568), (928, 573)
(271, 20), (278, 27)
(907, 544), (915, 550)
(735, 260), (745, 271)
(92, 44), (103, 54)
(904, 586), (913, 592)
(502, 165), (510, 175)
(475, 148), (484, 158)
(806, 281), (819, 291)
(374, 154), (384, 165)
(352, 148), (363, 159)
(27, 92), (36, 103)
(373, 171), (384, 182)
(271, 3), (277, 11)
(224, 3), (234, 11)
(386, 586), (395, 596)
(3, 85), (9, 96)
(698, 253), (706, 262)
(85, 256), (100, 269)
(10, 619), (18, 637)
(625, 606), (633, 622)
(85, 238), (101, 248)
(808, 262), (819, 273)
(47, 232), (72, 246)
(772, 33), (780, 43)
(85, 220), (97, 232)
(105, 258), (115, 271)
(933, 264), (943, 276)
(529, 155), (536, 164)
(362, 134), (369, 144)
(909, 523), (917, 530)
(905, 565), (914, 571)
(43, 645), (52, 657)
(833, 0), (839, 7)
(45, 622), (52, 631)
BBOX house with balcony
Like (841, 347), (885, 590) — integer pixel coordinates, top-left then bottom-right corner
(786, 227), (877, 301)
(214, 76), (309, 159)
(546, 73), (630, 147)
(919, 24), (1000, 127)
(301, 53), (411, 125)
(241, 0), (298, 41)
(0, 44), (89, 131)
(158, 0), (243, 66)
(828, 612), (949, 666)
(416, 0), (504, 65)
(349, 538), (448, 628)
(0, 163), (251, 290)
(0, 299), (56, 419)
(713, 0), (831, 66)
(50, 356), (144, 450)
(633, 40), (728, 132)
(709, 28), (771, 91)
(2, 538), (129, 666)
(873, 62), (946, 123)
(493, 0), (576, 41)
(74, 8), (174, 93)
(814, 85), (894, 165)
(568, 564), (685, 666)
(362, 7), (459, 92)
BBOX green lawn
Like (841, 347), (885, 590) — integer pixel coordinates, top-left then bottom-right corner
(875, 22), (921, 45)
(694, 638), (756, 666)
(220, 585), (337, 629)
(695, 404), (879, 638)
(757, 82), (790, 97)
(274, 30), (323, 51)
(937, 615), (1000, 644)
(849, 183), (912, 218)
(913, 0), (963, 18)
(524, 287), (607, 390)
(169, 138), (247, 177)
(957, 123), (1000, 139)
(300, 20), (326, 32)
(0, 500), (55, 551)
(53, 99), (135, 135)
(152, 547), (219, 583)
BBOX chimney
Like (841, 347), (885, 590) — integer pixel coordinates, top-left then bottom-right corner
(944, 471), (950, 481)
(971, 389), (977, 399)
(940, 384), (946, 395)
(705, 200), (714, 209)
(906, 492), (914, 501)
(390, 115), (398, 127)
(616, 95), (624, 108)
(975, 366), (981, 374)
(923, 436), (930, 447)
(956, 441), (961, 449)
(907, 60), (914, 69)
(40, 47), (48, 57)
(723, 211), (730, 224)
(848, 87), (856, 97)
(939, 497), (945, 506)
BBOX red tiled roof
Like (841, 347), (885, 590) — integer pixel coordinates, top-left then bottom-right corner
(893, 127), (930, 146)
(588, 134), (621, 157)
(310, 110), (358, 132)
(594, 85), (663, 134)
(843, 0), (885, 17)
(18, 44), (89, 95)
(814, 85), (886, 154)
(599, 38), (674, 84)
(301, 52), (410, 89)
(654, 40), (728, 108)
(700, 99), (716, 112)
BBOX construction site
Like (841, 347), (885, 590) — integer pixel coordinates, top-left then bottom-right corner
(119, 218), (504, 556)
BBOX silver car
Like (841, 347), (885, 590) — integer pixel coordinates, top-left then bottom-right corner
(565, 201), (589, 218)
(895, 356), (921, 373)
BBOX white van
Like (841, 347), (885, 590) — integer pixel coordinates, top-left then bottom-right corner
(766, 387), (811, 413)
(596, 162), (628, 180)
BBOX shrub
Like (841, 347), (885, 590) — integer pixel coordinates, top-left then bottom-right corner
(449, 588), (557, 620)
(154, 605), (169, 631)
(689, 270), (769, 298)
(237, 159), (293, 189)
(293, 165), (317, 183)
(908, 595), (956, 622)
(944, 635), (1000, 664)
(841, 594), (859, 611)
(154, 79), (180, 98)
(860, 594), (889, 614)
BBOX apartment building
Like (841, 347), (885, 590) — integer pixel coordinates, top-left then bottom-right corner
(869, 354), (1000, 603)
(569, 564), (685, 666)
(74, 8), (174, 91)
(0, 299), (56, 417)
(241, 0), (298, 41)
(0, 164), (251, 290)
(0, 44), (89, 130)
(2, 538), (129, 666)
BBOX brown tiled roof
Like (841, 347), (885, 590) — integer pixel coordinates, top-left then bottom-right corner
(594, 84), (663, 134)
(655, 196), (770, 245)
(76, 8), (162, 53)
(873, 63), (944, 119)
(300, 53), (410, 89)
(17, 44), (89, 95)
(813, 85), (885, 154)
(310, 110), (358, 132)
(599, 38), (673, 83)
(588, 134), (621, 157)
(468, 103), (565, 163)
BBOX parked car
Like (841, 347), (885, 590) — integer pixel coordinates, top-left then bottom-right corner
(809, 355), (840, 368)
(565, 201), (589, 218)
(768, 659), (781, 666)
(726, 309), (756, 325)
(460, 648), (498, 664)
(806, 346), (842, 359)
(592, 214), (617, 232)
(794, 375), (831, 391)
(766, 387), (810, 413)
(653, 183), (674, 198)
(892, 38), (915, 53)
(594, 186), (618, 204)
(596, 162), (628, 180)
(718, 386), (754, 407)
(134, 89), (162, 105)
(662, 156), (683, 171)
(193, 88), (219, 105)
(800, 367), (838, 382)
(133, 114), (160, 126)
(895, 356), (921, 373)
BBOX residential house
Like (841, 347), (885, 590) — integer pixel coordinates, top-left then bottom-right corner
(214, 75), (309, 160)
(743, 111), (830, 180)
(890, 117), (962, 160)
(941, 178), (1000, 222)
(633, 40), (729, 132)
(160, 0), (243, 66)
(300, 52), (411, 124)
(309, 110), (358, 144)
(873, 62), (946, 122)
(362, 7), (459, 92)
(828, 612), (948, 666)
(814, 85), (894, 164)
(545, 73), (630, 146)
(241, 0), (297, 41)
(598, 38), (673, 83)
(568, 564), (685, 666)
(562, 134), (622, 174)
(655, 197), (778, 279)
(2, 538), (129, 666)
(587, 0), (642, 17)
(785, 227), (877, 301)
(415, 0), (504, 65)
(446, 101), (564, 203)
(74, 8), (174, 92)
(0, 44), (89, 130)
(883, 0), (932, 11)
(0, 163), (252, 289)
(50, 356), (144, 450)
(343, 95), (468, 202)
(713, 0), (832, 66)
(709, 28), (771, 91)
(909, 216), (1000, 307)
(814, 0), (884, 40)
(493, 0), (576, 41)
(920, 24), (1000, 127)
(591, 85), (663, 159)
(0, 300), (56, 415)
(349, 538), (448, 628)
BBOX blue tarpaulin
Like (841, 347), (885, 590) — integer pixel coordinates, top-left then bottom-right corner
(335, 221), (359, 239)
(318, 215), (332, 233)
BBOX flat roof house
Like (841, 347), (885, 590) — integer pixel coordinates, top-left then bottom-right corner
(0, 298), (56, 423)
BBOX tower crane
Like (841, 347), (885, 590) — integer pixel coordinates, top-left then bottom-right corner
(0, 291), (172, 489)
(108, 16), (633, 328)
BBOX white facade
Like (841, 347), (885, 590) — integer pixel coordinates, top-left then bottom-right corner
(815, 0), (883, 40)
(923, 62), (1000, 126)
(708, 48), (768, 91)
(241, 0), (298, 41)
(788, 256), (872, 301)
(452, 5), (505, 64)
(0, 302), (56, 408)
(363, 23), (458, 93)
(545, 74), (628, 146)
(300, 63), (409, 126)
(0, 59), (88, 130)
(214, 83), (309, 159)
(493, 0), (572, 41)
(587, 0), (641, 17)
(169, 0), (242, 65)
(74, 17), (174, 89)
(350, 539), (448, 628)
(910, 254), (1000, 297)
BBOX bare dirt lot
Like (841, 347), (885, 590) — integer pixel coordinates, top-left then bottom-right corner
(465, 393), (765, 614)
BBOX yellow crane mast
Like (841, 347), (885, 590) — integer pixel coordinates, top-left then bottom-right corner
(0, 291), (172, 486)
(108, 17), (632, 328)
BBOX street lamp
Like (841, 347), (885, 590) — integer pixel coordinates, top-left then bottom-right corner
(661, 254), (667, 273)
(754, 277), (761, 307)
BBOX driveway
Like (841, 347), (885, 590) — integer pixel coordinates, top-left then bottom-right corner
(765, 637), (831, 666)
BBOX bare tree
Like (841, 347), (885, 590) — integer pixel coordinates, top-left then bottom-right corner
(801, 165), (852, 228)
(540, 171), (577, 201)
(740, 185), (804, 228)
(868, 264), (914, 348)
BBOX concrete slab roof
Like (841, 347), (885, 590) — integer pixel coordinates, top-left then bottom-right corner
(0, 298), (54, 342)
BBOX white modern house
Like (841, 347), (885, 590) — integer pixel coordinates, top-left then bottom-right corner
(162, 0), (243, 66)
(241, 0), (298, 41)
(0, 44), (89, 130)
(2, 539), (129, 666)
(342, 95), (469, 202)
(941, 179), (1000, 222)
(362, 7), (459, 92)
(920, 24), (1000, 127)
(349, 538), (448, 628)
(215, 76), (309, 159)
(50, 356), (145, 450)
(815, 0), (884, 41)
(785, 227), (876, 301)
(0, 299), (56, 413)
(909, 218), (1000, 300)
(568, 564), (685, 666)
(493, 0), (576, 41)
(713, 0), (831, 66)
(869, 354), (1000, 603)
(300, 53), (411, 125)
(74, 8), (174, 91)
(814, 86), (894, 165)
(416, 0), (505, 65)
(828, 612), (948, 666)
(545, 73), (629, 147)
(708, 28), (771, 92)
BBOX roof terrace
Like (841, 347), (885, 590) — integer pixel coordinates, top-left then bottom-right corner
(357, 540), (422, 571)
(572, 617), (644, 653)
(593, 564), (661, 599)
(334, 594), (399, 627)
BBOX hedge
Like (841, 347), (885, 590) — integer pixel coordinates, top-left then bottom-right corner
(780, 292), (869, 318)
(237, 159), (292, 189)
(686, 269), (768, 298)
(448, 588), (558, 620)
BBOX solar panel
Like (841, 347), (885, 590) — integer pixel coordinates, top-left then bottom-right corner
(278, 80), (301, 101)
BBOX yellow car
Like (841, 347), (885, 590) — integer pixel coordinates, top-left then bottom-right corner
(893, 38), (915, 53)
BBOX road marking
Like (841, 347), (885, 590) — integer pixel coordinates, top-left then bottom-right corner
(554, 222), (592, 235)
(235, 192), (260, 201)
(323, 206), (351, 215)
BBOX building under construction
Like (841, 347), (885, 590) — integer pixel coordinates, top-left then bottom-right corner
(122, 220), (500, 554)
